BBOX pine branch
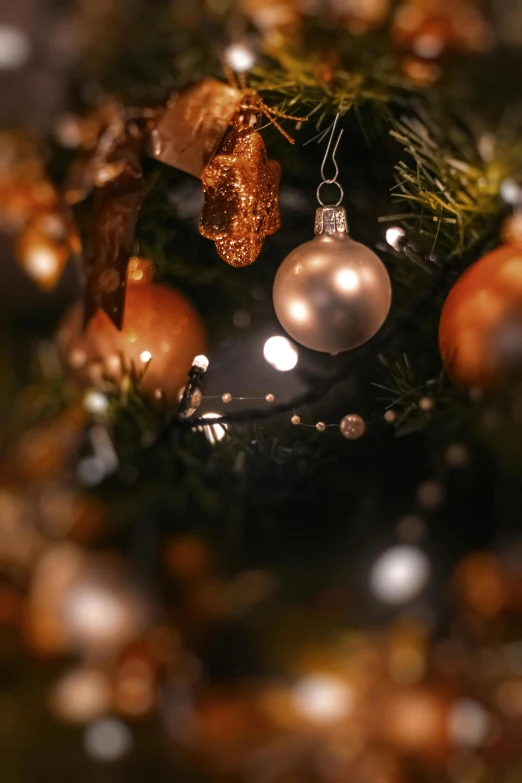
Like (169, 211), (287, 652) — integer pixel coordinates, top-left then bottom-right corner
(383, 109), (522, 255)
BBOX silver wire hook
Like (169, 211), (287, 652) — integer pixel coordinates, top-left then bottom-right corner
(317, 113), (344, 207)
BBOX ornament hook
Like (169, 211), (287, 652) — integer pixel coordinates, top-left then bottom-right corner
(317, 113), (344, 207)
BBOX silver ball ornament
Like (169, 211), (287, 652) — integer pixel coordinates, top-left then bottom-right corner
(273, 207), (392, 354)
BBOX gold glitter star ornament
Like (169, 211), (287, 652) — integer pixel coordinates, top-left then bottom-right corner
(199, 111), (281, 267)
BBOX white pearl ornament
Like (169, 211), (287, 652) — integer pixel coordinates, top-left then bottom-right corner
(339, 414), (365, 439)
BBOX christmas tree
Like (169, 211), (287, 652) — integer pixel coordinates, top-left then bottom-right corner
(1, 1), (522, 780)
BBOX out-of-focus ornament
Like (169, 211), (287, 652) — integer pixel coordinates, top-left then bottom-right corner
(16, 210), (80, 290)
(238, 0), (301, 36)
(49, 667), (112, 724)
(393, 0), (491, 55)
(439, 243), (522, 391)
(1, 133), (79, 289)
(0, 133), (56, 232)
(57, 266), (206, 403)
(273, 117), (391, 353)
(392, 0), (492, 82)
(382, 687), (449, 758)
(63, 558), (148, 658)
(25, 543), (86, 656)
(8, 403), (87, 483)
(453, 552), (506, 618)
(339, 0), (391, 34)
(114, 653), (156, 717)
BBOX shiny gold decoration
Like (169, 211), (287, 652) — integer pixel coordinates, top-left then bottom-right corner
(273, 207), (391, 353)
(200, 112), (281, 267)
(439, 243), (522, 391)
(149, 78), (243, 178)
(199, 87), (306, 267)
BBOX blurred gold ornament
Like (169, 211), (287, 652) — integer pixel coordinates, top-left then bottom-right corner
(49, 666), (112, 724)
(339, 0), (391, 34)
(16, 210), (80, 291)
(0, 133), (56, 232)
(393, 0), (492, 82)
(453, 552), (506, 617)
(114, 654), (156, 717)
(8, 403), (86, 483)
(401, 55), (441, 85)
(393, 0), (491, 57)
(273, 207), (391, 353)
(25, 544), (86, 656)
(165, 536), (211, 580)
(57, 271), (206, 403)
(382, 687), (449, 758)
(1, 132), (79, 290)
(439, 243), (522, 391)
(238, 0), (301, 35)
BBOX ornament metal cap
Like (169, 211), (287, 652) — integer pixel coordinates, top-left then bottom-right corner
(314, 206), (349, 237)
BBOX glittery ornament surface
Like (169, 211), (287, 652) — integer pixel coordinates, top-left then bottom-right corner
(199, 120), (281, 267)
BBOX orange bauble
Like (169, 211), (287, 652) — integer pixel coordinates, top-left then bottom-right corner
(439, 244), (522, 391)
(57, 274), (206, 402)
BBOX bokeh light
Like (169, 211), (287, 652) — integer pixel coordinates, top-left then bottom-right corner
(0, 25), (31, 69)
(223, 42), (256, 72)
(448, 699), (492, 747)
(263, 336), (298, 371)
(83, 717), (133, 762)
(49, 667), (111, 724)
(293, 675), (354, 725)
(371, 545), (430, 604)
